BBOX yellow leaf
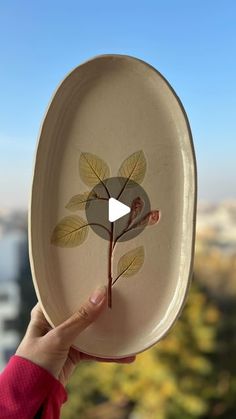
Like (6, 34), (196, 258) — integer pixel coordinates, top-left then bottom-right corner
(51, 216), (89, 247)
(117, 246), (145, 278)
(65, 191), (97, 211)
(118, 150), (146, 185)
(79, 152), (110, 187)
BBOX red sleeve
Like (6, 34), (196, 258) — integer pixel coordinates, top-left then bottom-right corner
(0, 355), (67, 419)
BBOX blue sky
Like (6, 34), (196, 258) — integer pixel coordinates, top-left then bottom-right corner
(0, 1), (235, 210)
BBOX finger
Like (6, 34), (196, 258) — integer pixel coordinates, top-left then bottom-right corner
(80, 353), (136, 363)
(58, 347), (82, 385)
(26, 303), (52, 338)
(68, 347), (83, 364)
(48, 285), (107, 346)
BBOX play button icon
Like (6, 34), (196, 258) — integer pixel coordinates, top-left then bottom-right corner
(108, 198), (130, 222)
(85, 177), (151, 242)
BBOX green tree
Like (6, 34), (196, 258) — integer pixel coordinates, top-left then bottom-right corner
(62, 282), (221, 419)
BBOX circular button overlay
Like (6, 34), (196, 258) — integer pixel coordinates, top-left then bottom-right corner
(85, 177), (151, 242)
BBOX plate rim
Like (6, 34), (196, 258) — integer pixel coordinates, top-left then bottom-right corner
(28, 53), (198, 358)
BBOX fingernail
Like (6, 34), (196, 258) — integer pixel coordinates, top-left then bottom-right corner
(89, 286), (107, 305)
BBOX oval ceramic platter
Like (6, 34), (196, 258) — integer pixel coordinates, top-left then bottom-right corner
(29, 54), (197, 359)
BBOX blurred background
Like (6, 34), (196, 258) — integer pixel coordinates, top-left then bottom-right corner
(0, 1), (236, 418)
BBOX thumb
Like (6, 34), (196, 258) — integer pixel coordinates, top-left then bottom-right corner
(49, 285), (107, 346)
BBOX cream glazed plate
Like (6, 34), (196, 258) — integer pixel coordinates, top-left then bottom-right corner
(29, 54), (197, 358)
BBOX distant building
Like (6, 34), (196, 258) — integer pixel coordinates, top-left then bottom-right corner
(0, 280), (20, 371)
(0, 209), (29, 371)
(196, 201), (236, 254)
(16, 231), (37, 340)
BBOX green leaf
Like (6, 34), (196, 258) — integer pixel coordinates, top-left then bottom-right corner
(118, 150), (146, 185)
(51, 215), (89, 247)
(65, 191), (97, 211)
(117, 246), (145, 278)
(79, 152), (110, 187)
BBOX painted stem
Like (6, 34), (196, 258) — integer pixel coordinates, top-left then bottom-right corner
(112, 225), (134, 251)
(111, 222), (141, 287)
(116, 177), (130, 200)
(101, 181), (111, 199)
(89, 223), (111, 238)
(111, 272), (122, 286)
(108, 222), (114, 308)
(89, 221), (113, 308)
(112, 216), (144, 250)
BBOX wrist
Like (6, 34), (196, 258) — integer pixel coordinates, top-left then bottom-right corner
(15, 344), (60, 379)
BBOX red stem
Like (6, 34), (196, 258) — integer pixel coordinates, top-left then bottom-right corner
(112, 224), (134, 251)
(108, 222), (114, 308)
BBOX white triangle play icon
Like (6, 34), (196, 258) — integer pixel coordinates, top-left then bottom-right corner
(108, 198), (130, 222)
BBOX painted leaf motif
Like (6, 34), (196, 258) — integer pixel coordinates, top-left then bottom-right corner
(127, 196), (144, 227)
(131, 210), (161, 230)
(117, 246), (145, 278)
(79, 152), (110, 187)
(65, 191), (97, 211)
(118, 150), (146, 185)
(51, 215), (89, 247)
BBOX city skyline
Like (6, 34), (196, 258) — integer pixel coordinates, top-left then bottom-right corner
(0, 1), (235, 210)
